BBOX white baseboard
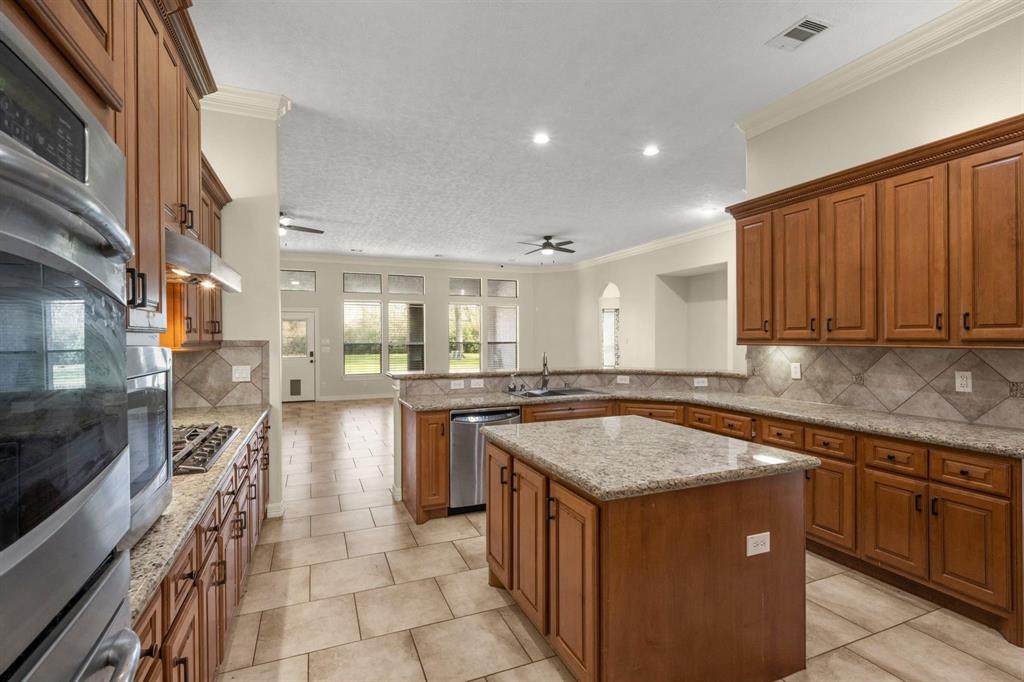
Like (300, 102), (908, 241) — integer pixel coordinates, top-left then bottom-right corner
(315, 393), (394, 401)
(266, 502), (284, 518)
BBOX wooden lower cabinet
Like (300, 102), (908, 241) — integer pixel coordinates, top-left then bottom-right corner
(485, 444), (512, 587)
(220, 495), (241, 622)
(617, 401), (684, 424)
(522, 401), (614, 423)
(198, 538), (225, 682)
(805, 457), (856, 551)
(929, 484), (1012, 611)
(860, 468), (929, 580)
(163, 589), (201, 682)
(547, 481), (598, 682)
(401, 407), (450, 524)
(510, 460), (548, 631)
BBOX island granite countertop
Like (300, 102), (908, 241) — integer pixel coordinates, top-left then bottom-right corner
(403, 389), (1024, 459)
(128, 404), (269, 621)
(481, 415), (820, 501)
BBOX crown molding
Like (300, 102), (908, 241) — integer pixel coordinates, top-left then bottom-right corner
(737, 0), (1024, 139)
(201, 85), (292, 121)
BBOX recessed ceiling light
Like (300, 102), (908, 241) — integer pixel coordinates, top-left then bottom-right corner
(278, 227), (287, 236)
(350, 248), (363, 253)
(699, 205), (721, 216)
(434, 254), (444, 258)
(642, 144), (660, 157)
(532, 132), (550, 145)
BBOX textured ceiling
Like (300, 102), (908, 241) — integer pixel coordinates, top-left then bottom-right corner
(191, 1), (957, 265)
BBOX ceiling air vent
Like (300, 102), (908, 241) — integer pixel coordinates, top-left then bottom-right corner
(766, 16), (831, 51)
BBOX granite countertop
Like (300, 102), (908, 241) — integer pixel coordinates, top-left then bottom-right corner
(401, 389), (1024, 459)
(388, 367), (748, 380)
(128, 404), (270, 621)
(481, 415), (819, 501)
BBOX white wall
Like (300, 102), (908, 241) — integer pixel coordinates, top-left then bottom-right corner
(683, 269), (728, 369)
(279, 256), (543, 398)
(746, 15), (1024, 196)
(201, 110), (285, 512)
(654, 275), (689, 368)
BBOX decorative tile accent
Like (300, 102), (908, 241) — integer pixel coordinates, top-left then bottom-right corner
(853, 373), (865, 385)
(1011, 383), (1024, 399)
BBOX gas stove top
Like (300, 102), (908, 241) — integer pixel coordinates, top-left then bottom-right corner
(172, 422), (239, 474)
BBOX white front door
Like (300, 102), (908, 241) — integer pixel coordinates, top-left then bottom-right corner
(282, 310), (316, 402)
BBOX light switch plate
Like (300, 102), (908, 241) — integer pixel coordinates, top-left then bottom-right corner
(231, 365), (251, 382)
(955, 371), (973, 392)
(746, 531), (771, 557)
(450, 380), (465, 390)
(693, 377), (708, 388)
(470, 378), (485, 388)
(615, 375), (630, 384)
(790, 363), (802, 380)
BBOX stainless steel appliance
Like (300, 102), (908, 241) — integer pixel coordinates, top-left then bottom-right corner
(121, 346), (173, 549)
(449, 408), (520, 511)
(0, 13), (139, 681)
(172, 422), (239, 474)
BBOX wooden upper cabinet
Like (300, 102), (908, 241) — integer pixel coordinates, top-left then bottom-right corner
(881, 165), (949, 341)
(821, 184), (877, 341)
(16, 0), (126, 111)
(952, 141), (1024, 342)
(158, 32), (181, 238)
(511, 460), (548, 633)
(736, 212), (773, 340)
(181, 82), (202, 240)
(773, 200), (820, 340)
(486, 444), (513, 588)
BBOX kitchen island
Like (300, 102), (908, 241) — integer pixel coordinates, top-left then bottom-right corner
(481, 415), (819, 682)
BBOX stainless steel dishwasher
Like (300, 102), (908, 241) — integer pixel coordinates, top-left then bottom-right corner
(449, 408), (521, 512)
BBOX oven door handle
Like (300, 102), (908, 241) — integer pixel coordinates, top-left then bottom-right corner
(0, 142), (133, 262)
(91, 627), (141, 682)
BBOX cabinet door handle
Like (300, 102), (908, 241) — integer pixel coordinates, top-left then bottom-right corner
(931, 497), (939, 516)
(180, 569), (196, 582)
(186, 208), (195, 231)
(138, 271), (148, 306)
(963, 312), (971, 330)
(935, 312), (943, 330)
(886, 453), (896, 461)
(185, 315), (193, 333)
(762, 320), (769, 333)
(249, 482), (257, 501)
(914, 494), (922, 512)
(810, 317), (816, 333)
(140, 643), (160, 659)
(499, 465), (507, 485)
(959, 468), (970, 477)
(173, 656), (190, 682)
(510, 471), (518, 492)
(804, 470), (811, 480)
(820, 440), (831, 448)
(126, 267), (138, 307)
(826, 317), (833, 333)
(215, 559), (227, 586)
(547, 496), (556, 520)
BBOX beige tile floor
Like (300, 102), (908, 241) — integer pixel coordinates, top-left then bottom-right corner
(217, 399), (1024, 682)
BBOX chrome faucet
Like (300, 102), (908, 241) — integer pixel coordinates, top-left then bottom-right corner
(540, 352), (551, 390)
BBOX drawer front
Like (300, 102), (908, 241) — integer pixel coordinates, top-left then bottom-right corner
(163, 539), (198, 624)
(862, 437), (928, 478)
(930, 450), (1012, 497)
(804, 427), (856, 461)
(219, 466), (239, 502)
(685, 407), (718, 432)
(133, 593), (163, 680)
(760, 419), (804, 450)
(195, 494), (221, 564)
(619, 402), (684, 424)
(716, 412), (754, 440)
(526, 401), (612, 422)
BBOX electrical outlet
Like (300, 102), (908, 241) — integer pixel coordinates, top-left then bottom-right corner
(790, 363), (802, 380)
(746, 531), (771, 557)
(470, 378), (485, 388)
(693, 377), (708, 388)
(616, 375), (630, 384)
(955, 371), (973, 393)
(231, 365), (250, 382)
(450, 380), (465, 390)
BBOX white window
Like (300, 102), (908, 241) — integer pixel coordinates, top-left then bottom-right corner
(486, 305), (518, 370)
(601, 309), (619, 368)
(487, 279), (517, 298)
(388, 302), (425, 372)
(280, 270), (316, 291)
(448, 303), (481, 372)
(343, 301), (382, 375)
(388, 274), (424, 295)
(448, 277), (481, 297)
(343, 272), (382, 294)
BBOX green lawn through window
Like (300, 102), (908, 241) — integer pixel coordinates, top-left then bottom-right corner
(344, 352), (481, 374)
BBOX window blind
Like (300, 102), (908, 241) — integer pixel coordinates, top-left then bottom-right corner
(343, 301), (382, 374)
(343, 272), (382, 294)
(487, 279), (517, 298)
(486, 305), (517, 370)
(448, 277), (481, 296)
(601, 308), (619, 368)
(388, 274), (424, 295)
(448, 303), (481, 372)
(388, 302), (425, 372)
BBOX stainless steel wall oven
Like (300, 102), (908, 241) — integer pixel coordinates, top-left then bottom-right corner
(0, 13), (140, 682)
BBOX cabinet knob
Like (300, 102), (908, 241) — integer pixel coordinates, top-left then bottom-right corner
(959, 469), (970, 477)
(821, 440), (831, 448)
(886, 453), (896, 461)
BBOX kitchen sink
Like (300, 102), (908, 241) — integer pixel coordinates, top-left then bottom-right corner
(514, 387), (604, 398)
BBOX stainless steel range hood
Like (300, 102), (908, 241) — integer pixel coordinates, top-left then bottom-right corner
(165, 227), (242, 293)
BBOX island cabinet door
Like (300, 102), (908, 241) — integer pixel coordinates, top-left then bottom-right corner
(486, 444), (513, 587)
(928, 484), (1011, 611)
(511, 460), (548, 632)
(548, 482), (598, 682)
(860, 469), (929, 580)
(198, 537), (226, 681)
(805, 457), (856, 551)
(163, 589), (201, 682)
(417, 412), (450, 510)
(220, 499), (241, 621)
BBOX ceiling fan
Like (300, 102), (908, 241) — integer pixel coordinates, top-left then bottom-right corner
(519, 236), (575, 256)
(278, 212), (325, 236)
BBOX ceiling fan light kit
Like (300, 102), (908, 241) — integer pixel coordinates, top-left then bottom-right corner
(518, 235), (575, 256)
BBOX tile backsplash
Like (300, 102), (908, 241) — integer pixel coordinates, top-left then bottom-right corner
(172, 340), (269, 409)
(743, 346), (1024, 429)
